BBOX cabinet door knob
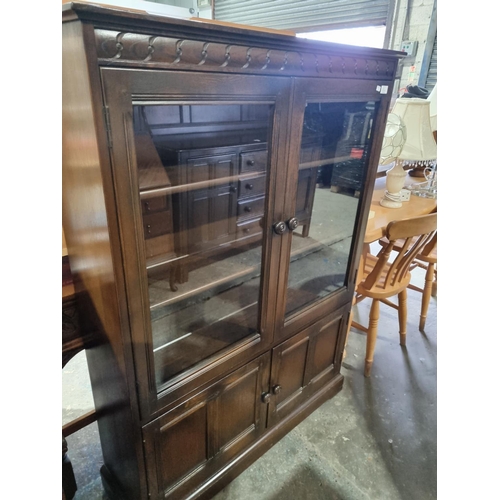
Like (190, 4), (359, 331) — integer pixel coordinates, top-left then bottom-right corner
(229, 185), (237, 193)
(272, 385), (282, 395)
(287, 217), (299, 230)
(244, 206), (252, 212)
(261, 392), (271, 404)
(247, 159), (255, 166)
(146, 224), (152, 234)
(245, 183), (254, 190)
(273, 221), (287, 235)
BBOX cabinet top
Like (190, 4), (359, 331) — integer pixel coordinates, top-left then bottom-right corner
(63, 1), (404, 62)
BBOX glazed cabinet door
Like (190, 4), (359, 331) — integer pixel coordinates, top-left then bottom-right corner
(275, 77), (393, 341)
(142, 353), (270, 499)
(100, 68), (289, 418)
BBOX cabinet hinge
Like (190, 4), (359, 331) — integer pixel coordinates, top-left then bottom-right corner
(103, 106), (113, 149)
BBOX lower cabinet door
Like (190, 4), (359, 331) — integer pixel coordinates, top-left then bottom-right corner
(267, 308), (347, 426)
(142, 352), (271, 499)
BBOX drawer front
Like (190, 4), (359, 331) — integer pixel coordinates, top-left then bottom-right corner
(236, 217), (264, 239)
(238, 174), (266, 199)
(144, 233), (174, 259)
(143, 211), (173, 239)
(237, 196), (265, 220)
(240, 149), (267, 173)
(141, 196), (168, 214)
(143, 353), (271, 500)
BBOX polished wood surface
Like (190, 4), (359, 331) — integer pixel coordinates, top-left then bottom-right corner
(342, 175), (437, 362)
(378, 233), (437, 330)
(352, 213), (437, 376)
(142, 354), (271, 499)
(364, 176), (437, 244)
(99, 68), (287, 417)
(268, 306), (349, 426)
(409, 235), (438, 329)
(62, 18), (147, 500)
(62, 228), (68, 256)
(63, 3), (403, 499)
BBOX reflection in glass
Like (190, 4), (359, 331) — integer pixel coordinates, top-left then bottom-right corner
(133, 103), (272, 390)
(285, 101), (376, 317)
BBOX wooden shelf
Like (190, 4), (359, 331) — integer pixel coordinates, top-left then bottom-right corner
(149, 263), (260, 311)
(298, 155), (353, 171)
(140, 170), (263, 200)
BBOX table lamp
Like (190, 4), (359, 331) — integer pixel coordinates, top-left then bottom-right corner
(428, 83), (437, 130)
(379, 112), (407, 208)
(380, 97), (437, 208)
(394, 97), (437, 178)
(428, 82), (437, 140)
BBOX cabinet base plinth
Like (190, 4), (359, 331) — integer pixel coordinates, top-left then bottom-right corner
(189, 373), (344, 500)
(99, 374), (344, 500)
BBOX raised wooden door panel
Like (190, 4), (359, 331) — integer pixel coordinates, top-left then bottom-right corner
(185, 154), (239, 253)
(100, 67), (290, 418)
(143, 353), (271, 499)
(240, 149), (267, 173)
(267, 307), (348, 426)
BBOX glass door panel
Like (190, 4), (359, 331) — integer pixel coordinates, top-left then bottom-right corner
(132, 103), (273, 389)
(285, 101), (376, 318)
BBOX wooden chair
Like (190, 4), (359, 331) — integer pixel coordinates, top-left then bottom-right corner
(350, 213), (437, 377)
(377, 232), (437, 330)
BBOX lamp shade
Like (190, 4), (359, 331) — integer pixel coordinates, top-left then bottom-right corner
(379, 112), (407, 166)
(391, 97), (437, 163)
(427, 83), (437, 132)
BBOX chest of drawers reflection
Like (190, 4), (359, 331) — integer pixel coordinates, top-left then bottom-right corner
(62, 4), (402, 499)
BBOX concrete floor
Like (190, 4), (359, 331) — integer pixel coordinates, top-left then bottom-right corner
(62, 263), (436, 500)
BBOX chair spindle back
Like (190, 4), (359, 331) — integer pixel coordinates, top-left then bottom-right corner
(363, 213), (437, 292)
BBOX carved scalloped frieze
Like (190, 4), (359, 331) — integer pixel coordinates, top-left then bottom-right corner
(94, 29), (395, 80)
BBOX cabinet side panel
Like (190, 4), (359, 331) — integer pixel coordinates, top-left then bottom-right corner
(62, 20), (144, 499)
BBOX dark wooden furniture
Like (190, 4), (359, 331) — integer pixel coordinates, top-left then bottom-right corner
(62, 4), (403, 499)
(329, 105), (373, 194)
(152, 127), (273, 288)
(137, 106), (320, 288)
(62, 255), (98, 500)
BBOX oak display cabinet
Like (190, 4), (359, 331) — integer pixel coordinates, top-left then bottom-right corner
(62, 4), (403, 499)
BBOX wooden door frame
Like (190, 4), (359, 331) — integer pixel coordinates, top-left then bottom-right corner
(100, 67), (291, 421)
(274, 76), (394, 342)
